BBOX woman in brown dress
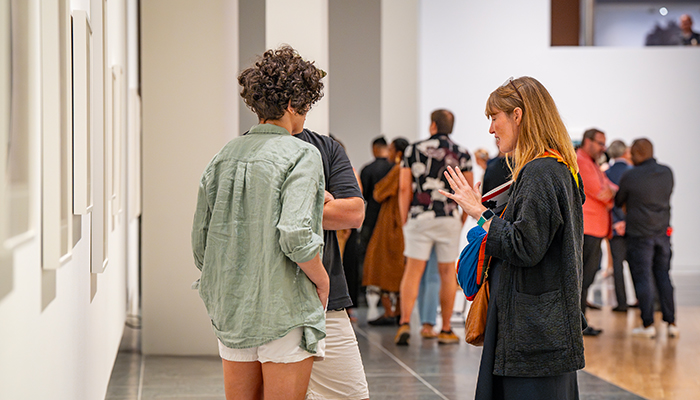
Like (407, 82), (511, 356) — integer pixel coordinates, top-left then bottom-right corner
(363, 138), (409, 325)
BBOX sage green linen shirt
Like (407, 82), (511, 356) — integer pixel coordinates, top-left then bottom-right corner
(192, 123), (326, 353)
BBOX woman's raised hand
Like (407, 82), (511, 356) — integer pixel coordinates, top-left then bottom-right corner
(439, 166), (486, 220)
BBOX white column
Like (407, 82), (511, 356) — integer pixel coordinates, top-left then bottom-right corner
(141, 0), (235, 355)
(265, 0), (329, 135)
(381, 0), (420, 142)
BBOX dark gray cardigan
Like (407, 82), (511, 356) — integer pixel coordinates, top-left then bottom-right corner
(485, 157), (586, 377)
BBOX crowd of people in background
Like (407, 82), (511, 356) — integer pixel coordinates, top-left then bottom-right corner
(350, 121), (677, 344)
(192, 45), (678, 400)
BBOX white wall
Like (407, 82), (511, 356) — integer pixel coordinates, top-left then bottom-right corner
(329, 0), (381, 168)
(382, 0), (420, 144)
(140, 0), (237, 355)
(419, 0), (700, 272)
(0, 0), (135, 399)
(266, 0), (329, 135)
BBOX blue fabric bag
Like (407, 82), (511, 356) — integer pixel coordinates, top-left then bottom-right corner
(456, 225), (489, 300)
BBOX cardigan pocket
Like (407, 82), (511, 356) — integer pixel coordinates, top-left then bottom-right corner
(511, 289), (568, 357)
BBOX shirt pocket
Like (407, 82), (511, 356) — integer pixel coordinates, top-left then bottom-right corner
(512, 289), (568, 357)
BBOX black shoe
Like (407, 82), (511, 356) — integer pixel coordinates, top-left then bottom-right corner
(612, 306), (628, 312)
(629, 301), (639, 308)
(368, 316), (397, 326)
(586, 301), (602, 310)
(583, 326), (602, 336)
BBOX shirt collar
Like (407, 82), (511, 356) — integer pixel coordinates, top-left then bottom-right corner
(248, 123), (292, 136)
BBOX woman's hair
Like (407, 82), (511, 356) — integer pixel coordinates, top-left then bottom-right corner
(485, 76), (578, 180)
(392, 137), (409, 156)
(238, 45), (325, 121)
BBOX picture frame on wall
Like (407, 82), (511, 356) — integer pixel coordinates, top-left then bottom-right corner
(111, 65), (123, 223)
(5, 0), (35, 249)
(128, 88), (141, 221)
(59, 0), (74, 262)
(0, 0), (12, 298)
(72, 10), (93, 216)
(92, 0), (107, 274)
(106, 64), (123, 232)
(73, 0), (108, 274)
(41, 0), (68, 270)
(42, 0), (74, 270)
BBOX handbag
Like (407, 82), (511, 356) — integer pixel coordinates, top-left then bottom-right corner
(456, 226), (489, 300)
(465, 278), (489, 346)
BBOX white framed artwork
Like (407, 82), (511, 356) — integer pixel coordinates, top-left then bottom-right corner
(72, 10), (93, 216)
(111, 65), (123, 223)
(92, 0), (107, 273)
(127, 88), (141, 221)
(41, 0), (63, 270)
(59, 0), (73, 262)
(5, 0), (35, 249)
(0, 0), (12, 298)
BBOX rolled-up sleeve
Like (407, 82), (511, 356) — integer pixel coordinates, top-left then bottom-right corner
(277, 149), (325, 264)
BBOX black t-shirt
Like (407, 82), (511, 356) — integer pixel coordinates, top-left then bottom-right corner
(360, 158), (393, 235)
(615, 158), (673, 238)
(295, 129), (364, 310)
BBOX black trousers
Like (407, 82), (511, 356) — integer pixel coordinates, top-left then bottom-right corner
(581, 235), (603, 314)
(626, 234), (675, 327)
(609, 236), (631, 309)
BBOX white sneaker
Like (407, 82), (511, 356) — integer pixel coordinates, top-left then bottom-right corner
(668, 324), (680, 338)
(631, 325), (656, 338)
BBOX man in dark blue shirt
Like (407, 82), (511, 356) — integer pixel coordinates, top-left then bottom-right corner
(615, 138), (678, 339)
(605, 140), (634, 312)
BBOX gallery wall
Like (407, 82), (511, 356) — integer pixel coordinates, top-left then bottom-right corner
(140, 0), (236, 355)
(0, 0), (140, 399)
(419, 0), (700, 272)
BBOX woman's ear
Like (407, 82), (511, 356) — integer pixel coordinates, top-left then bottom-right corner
(513, 107), (523, 125)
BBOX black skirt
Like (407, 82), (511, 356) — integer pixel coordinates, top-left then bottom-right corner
(474, 260), (579, 400)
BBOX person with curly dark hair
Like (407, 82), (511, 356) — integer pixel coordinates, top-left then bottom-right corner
(192, 45), (329, 400)
(238, 45), (325, 121)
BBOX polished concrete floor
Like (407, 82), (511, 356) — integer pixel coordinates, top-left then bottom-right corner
(106, 321), (644, 400)
(106, 270), (699, 400)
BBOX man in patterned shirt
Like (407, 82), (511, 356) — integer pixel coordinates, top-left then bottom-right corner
(395, 109), (473, 345)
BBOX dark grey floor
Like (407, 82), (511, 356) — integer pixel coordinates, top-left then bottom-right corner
(106, 308), (645, 400)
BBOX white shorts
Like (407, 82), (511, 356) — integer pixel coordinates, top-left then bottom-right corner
(403, 215), (463, 263)
(218, 327), (325, 364)
(306, 310), (369, 400)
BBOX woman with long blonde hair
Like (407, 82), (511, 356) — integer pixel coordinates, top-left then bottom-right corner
(441, 76), (585, 399)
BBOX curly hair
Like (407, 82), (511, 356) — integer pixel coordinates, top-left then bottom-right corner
(238, 45), (325, 121)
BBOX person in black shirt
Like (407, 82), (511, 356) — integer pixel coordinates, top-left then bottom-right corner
(294, 129), (370, 399)
(359, 136), (393, 256)
(615, 138), (678, 339)
(482, 152), (511, 196)
(605, 140), (634, 312)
